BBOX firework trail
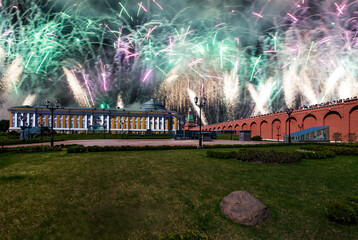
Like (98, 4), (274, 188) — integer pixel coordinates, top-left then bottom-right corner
(116, 94), (125, 108)
(187, 87), (208, 126)
(0, 0), (357, 123)
(63, 67), (89, 107)
(22, 94), (36, 106)
(223, 61), (240, 120)
(0, 56), (23, 96)
(247, 77), (275, 116)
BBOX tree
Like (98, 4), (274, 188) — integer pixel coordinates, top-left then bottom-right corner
(333, 132), (342, 142)
(0, 120), (9, 132)
(346, 133), (357, 142)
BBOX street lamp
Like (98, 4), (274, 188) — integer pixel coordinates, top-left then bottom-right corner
(229, 124), (233, 140)
(194, 96), (206, 149)
(285, 108), (294, 144)
(19, 115), (27, 142)
(103, 119), (107, 139)
(45, 100), (60, 147)
(276, 125), (280, 142)
(298, 124), (303, 131)
(27, 119), (33, 140)
(108, 111), (112, 135)
(120, 119), (124, 139)
(102, 109), (107, 139)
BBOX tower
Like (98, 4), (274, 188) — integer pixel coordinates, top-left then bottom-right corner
(184, 108), (197, 130)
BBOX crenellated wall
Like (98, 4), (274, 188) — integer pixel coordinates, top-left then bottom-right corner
(200, 97), (358, 142)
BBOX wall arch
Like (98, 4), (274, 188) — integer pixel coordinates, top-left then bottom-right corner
(250, 122), (258, 137)
(303, 114), (317, 130)
(285, 117), (298, 136)
(349, 106), (358, 139)
(272, 119), (282, 139)
(222, 126), (226, 130)
(217, 127), (221, 130)
(260, 120), (269, 139)
(324, 111), (342, 141)
(242, 123), (248, 130)
(234, 124), (240, 134)
(213, 127), (216, 131)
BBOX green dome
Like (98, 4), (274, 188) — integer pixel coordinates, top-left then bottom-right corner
(140, 99), (165, 110)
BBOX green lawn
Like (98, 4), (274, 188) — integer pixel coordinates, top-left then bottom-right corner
(0, 147), (357, 239)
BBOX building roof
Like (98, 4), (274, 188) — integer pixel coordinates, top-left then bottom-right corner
(284, 126), (328, 137)
(140, 99), (165, 110)
(8, 104), (176, 114)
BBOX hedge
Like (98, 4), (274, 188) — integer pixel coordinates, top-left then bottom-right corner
(347, 196), (358, 204)
(86, 145), (197, 152)
(159, 230), (209, 240)
(0, 145), (62, 153)
(67, 145), (87, 153)
(251, 135), (263, 141)
(207, 148), (338, 163)
(300, 145), (358, 156)
(207, 149), (302, 163)
(296, 149), (336, 159)
(236, 150), (302, 164)
(207, 150), (238, 159)
(325, 196), (358, 225)
(0, 144), (88, 154)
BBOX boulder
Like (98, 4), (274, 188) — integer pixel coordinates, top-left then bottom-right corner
(220, 190), (272, 226)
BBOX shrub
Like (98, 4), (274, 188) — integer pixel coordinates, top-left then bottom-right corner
(207, 150), (238, 159)
(325, 201), (357, 224)
(9, 145), (61, 153)
(87, 145), (102, 152)
(328, 147), (358, 156)
(344, 200), (358, 215)
(67, 145), (87, 153)
(346, 133), (358, 142)
(85, 145), (197, 152)
(300, 146), (358, 156)
(347, 196), (358, 204)
(0, 148), (9, 153)
(297, 149), (336, 159)
(333, 132), (342, 142)
(236, 150), (302, 164)
(251, 135), (262, 141)
(159, 230), (209, 240)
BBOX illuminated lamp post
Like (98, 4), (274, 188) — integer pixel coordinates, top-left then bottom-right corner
(19, 115), (27, 142)
(121, 119), (124, 139)
(285, 108), (294, 144)
(276, 125), (280, 142)
(194, 96), (206, 149)
(45, 100), (60, 147)
(229, 124), (233, 140)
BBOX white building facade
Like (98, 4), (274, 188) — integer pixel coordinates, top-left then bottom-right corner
(8, 99), (183, 134)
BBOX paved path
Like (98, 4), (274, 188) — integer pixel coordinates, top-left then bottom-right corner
(5, 139), (271, 148)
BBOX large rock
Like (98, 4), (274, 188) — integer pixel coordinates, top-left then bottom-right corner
(220, 191), (272, 226)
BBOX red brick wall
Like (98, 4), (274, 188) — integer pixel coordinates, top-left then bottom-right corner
(200, 98), (358, 142)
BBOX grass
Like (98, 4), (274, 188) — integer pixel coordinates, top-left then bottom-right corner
(0, 146), (357, 239)
(216, 134), (239, 140)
